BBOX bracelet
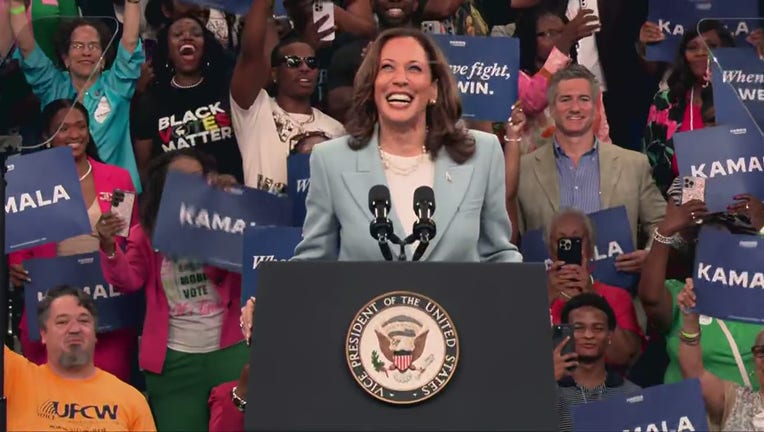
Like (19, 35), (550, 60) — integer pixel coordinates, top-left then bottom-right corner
(680, 330), (700, 339)
(503, 136), (522, 143)
(679, 329), (701, 345)
(10, 5), (26, 15)
(231, 386), (247, 412)
(652, 227), (676, 245)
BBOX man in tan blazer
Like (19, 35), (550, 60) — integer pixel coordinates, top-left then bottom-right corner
(516, 64), (666, 272)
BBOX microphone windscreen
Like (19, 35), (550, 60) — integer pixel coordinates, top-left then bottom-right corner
(413, 186), (435, 213)
(368, 185), (391, 213)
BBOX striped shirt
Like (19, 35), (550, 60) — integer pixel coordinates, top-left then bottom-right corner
(554, 140), (601, 214)
(556, 370), (641, 432)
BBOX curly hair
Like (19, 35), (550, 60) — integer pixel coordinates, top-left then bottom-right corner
(140, 148), (216, 238)
(345, 27), (475, 164)
(152, 14), (228, 90)
(54, 18), (117, 70)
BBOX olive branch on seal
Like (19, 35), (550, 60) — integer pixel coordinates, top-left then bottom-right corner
(371, 350), (388, 376)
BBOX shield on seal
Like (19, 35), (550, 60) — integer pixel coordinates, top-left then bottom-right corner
(393, 353), (413, 371)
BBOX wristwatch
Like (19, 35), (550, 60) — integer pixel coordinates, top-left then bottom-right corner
(231, 386), (247, 412)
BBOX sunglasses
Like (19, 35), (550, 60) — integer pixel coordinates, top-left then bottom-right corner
(277, 55), (319, 69)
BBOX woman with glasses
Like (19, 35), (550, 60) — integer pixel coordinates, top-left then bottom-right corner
(133, 14), (243, 182)
(677, 279), (764, 431)
(7, 0), (144, 191)
(229, 1), (344, 194)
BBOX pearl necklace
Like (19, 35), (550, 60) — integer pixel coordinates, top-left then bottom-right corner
(171, 76), (204, 89)
(378, 145), (427, 176)
(79, 161), (92, 182)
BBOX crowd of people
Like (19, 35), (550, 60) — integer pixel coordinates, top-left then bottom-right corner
(1, 0), (764, 431)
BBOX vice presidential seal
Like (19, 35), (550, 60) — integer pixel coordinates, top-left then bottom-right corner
(345, 291), (459, 404)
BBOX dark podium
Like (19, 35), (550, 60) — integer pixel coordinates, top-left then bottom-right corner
(245, 262), (557, 431)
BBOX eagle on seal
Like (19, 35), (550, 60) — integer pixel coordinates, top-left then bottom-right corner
(375, 315), (429, 372)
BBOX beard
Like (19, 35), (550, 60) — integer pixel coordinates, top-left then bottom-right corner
(58, 345), (91, 369)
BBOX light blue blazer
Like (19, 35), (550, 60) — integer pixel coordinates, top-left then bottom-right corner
(292, 128), (523, 263)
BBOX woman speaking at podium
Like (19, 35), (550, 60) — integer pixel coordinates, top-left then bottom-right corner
(292, 27), (522, 263)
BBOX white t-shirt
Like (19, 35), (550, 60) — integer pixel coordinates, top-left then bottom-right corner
(160, 258), (224, 353)
(566, 0), (607, 91)
(230, 89), (345, 193)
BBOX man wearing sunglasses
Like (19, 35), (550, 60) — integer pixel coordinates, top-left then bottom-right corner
(230, 0), (344, 194)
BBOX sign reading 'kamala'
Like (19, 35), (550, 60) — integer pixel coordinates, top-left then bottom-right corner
(153, 171), (292, 272)
(692, 227), (764, 324)
(674, 124), (764, 214)
(4, 147), (91, 253)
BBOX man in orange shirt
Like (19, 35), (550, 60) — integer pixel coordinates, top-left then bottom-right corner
(5, 285), (155, 432)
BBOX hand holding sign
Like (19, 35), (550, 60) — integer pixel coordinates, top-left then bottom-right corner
(639, 21), (666, 44)
(614, 250), (648, 273)
(505, 103), (526, 141)
(241, 296), (256, 345)
(730, 194), (764, 230)
(10, 264), (30, 287)
(676, 278), (700, 334)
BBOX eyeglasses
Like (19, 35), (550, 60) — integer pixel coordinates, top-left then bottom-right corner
(536, 29), (563, 39)
(752, 345), (764, 357)
(70, 41), (102, 52)
(277, 55), (318, 69)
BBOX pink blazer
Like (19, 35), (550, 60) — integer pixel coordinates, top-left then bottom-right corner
(208, 380), (244, 432)
(100, 224), (244, 374)
(9, 158), (138, 382)
(518, 47), (612, 144)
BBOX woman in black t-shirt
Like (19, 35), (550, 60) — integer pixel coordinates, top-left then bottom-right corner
(133, 14), (244, 182)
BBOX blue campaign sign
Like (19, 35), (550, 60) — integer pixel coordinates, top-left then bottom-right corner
(241, 226), (302, 302)
(274, 0), (286, 17)
(692, 227), (764, 323)
(24, 252), (144, 341)
(287, 153), (310, 227)
(646, 0), (759, 62)
(521, 206), (637, 290)
(712, 48), (764, 137)
(431, 35), (519, 122)
(182, 0), (254, 14)
(5, 147), (91, 253)
(153, 171), (292, 272)
(572, 379), (708, 432)
(674, 124), (764, 214)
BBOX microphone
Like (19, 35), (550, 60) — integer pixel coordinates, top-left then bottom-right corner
(368, 185), (395, 261)
(411, 186), (436, 261)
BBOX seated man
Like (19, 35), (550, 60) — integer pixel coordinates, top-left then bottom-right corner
(546, 208), (643, 368)
(554, 293), (641, 432)
(516, 64), (666, 273)
(6, 285), (155, 432)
